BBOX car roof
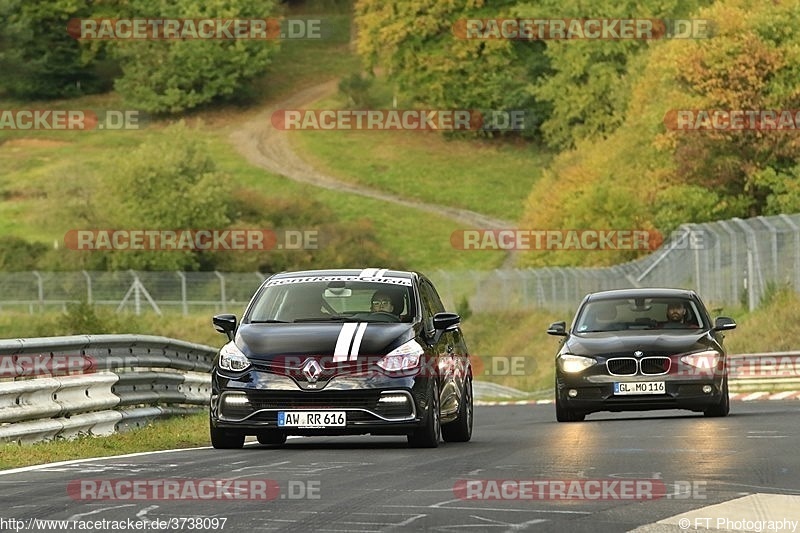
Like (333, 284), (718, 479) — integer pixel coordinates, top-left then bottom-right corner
(584, 288), (699, 301)
(269, 268), (416, 281)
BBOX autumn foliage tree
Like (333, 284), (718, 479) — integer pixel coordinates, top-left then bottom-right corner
(355, 0), (548, 137)
(518, 0), (800, 267)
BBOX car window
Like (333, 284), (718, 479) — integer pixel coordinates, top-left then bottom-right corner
(418, 280), (439, 331)
(575, 297), (705, 332)
(246, 279), (414, 323)
(421, 279), (446, 314)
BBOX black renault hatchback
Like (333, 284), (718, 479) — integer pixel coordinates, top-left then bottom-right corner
(548, 288), (736, 422)
(209, 268), (473, 448)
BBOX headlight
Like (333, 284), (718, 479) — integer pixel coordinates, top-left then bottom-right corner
(558, 354), (596, 373)
(377, 340), (424, 372)
(680, 350), (721, 369)
(218, 342), (251, 372)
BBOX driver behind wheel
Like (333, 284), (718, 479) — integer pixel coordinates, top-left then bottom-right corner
(370, 290), (401, 317)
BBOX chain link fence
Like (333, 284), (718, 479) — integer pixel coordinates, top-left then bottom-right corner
(0, 270), (266, 315)
(0, 214), (798, 315)
(431, 213), (800, 312)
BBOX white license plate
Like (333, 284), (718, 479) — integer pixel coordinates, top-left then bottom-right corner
(614, 381), (665, 395)
(277, 411), (346, 427)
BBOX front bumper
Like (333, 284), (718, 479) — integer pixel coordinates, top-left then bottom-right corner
(210, 368), (433, 436)
(556, 373), (726, 413)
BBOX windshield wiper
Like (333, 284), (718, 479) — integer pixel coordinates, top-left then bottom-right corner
(249, 319), (290, 323)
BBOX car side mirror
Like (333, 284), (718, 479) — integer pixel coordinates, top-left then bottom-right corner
(547, 321), (568, 336)
(713, 316), (736, 331)
(433, 312), (461, 331)
(213, 314), (238, 341)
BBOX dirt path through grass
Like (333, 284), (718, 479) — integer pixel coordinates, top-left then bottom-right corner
(230, 80), (515, 232)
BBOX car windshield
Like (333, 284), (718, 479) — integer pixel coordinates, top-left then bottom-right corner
(245, 278), (415, 323)
(574, 297), (705, 332)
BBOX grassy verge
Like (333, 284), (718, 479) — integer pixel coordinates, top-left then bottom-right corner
(0, 412), (209, 470)
(290, 90), (552, 223)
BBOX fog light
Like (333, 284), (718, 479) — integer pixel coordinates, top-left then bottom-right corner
(378, 393), (409, 404)
(702, 385), (713, 394)
(568, 389), (578, 398)
(224, 393), (250, 406)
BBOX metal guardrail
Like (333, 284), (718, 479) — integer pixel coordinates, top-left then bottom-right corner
(1, 336), (798, 444)
(727, 351), (800, 393)
(474, 353), (800, 400)
(0, 335), (217, 444)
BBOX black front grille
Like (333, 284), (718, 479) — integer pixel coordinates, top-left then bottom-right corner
(247, 390), (382, 411)
(640, 357), (671, 375)
(221, 390), (415, 422)
(375, 402), (414, 418)
(607, 358), (637, 375)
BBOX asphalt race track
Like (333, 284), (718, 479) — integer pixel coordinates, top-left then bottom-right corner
(2, 401), (800, 533)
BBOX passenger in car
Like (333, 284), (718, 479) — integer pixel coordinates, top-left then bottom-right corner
(371, 290), (400, 316)
(663, 302), (697, 328)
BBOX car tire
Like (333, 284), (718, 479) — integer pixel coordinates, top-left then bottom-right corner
(704, 378), (730, 417)
(257, 431), (287, 445)
(442, 376), (473, 443)
(210, 416), (245, 449)
(408, 379), (441, 448)
(555, 381), (585, 422)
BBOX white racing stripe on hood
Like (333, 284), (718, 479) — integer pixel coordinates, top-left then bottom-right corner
(333, 323), (359, 362)
(349, 323), (368, 361)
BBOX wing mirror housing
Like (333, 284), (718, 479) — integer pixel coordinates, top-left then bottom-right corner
(213, 314), (238, 341)
(547, 321), (568, 336)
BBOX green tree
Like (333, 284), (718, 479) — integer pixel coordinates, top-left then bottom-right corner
(92, 123), (233, 270)
(0, 0), (102, 98)
(657, 1), (800, 217)
(355, 0), (548, 138)
(523, 0), (712, 149)
(108, 0), (279, 113)
(518, 0), (800, 268)
(0, 236), (49, 270)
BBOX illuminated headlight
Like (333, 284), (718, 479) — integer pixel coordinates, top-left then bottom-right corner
(377, 340), (423, 372)
(218, 342), (251, 372)
(558, 354), (596, 373)
(680, 350), (721, 369)
(223, 393), (250, 406)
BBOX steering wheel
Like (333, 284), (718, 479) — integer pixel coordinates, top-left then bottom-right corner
(369, 311), (400, 323)
(321, 299), (338, 315)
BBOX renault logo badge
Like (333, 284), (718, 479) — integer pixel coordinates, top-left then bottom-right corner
(302, 359), (322, 383)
